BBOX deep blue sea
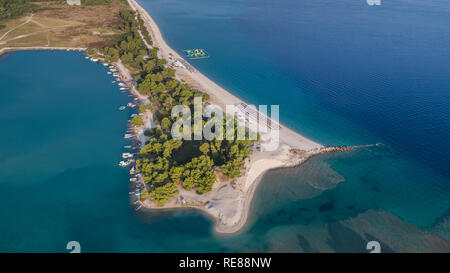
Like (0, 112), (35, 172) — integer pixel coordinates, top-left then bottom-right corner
(0, 0), (449, 252)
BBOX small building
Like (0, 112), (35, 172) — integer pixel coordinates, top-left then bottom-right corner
(67, 0), (81, 6)
(172, 60), (185, 68)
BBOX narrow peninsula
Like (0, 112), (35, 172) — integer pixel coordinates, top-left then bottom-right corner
(0, 0), (360, 234)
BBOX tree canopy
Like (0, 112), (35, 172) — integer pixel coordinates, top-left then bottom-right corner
(97, 7), (256, 205)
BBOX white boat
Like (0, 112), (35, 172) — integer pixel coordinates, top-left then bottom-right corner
(120, 88), (127, 91)
(124, 134), (134, 139)
(119, 161), (129, 167)
(119, 106), (126, 111)
(107, 72), (112, 75)
(122, 153), (133, 159)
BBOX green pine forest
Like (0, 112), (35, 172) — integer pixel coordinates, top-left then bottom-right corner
(91, 9), (258, 205)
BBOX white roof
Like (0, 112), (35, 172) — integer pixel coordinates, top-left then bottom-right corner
(67, 0), (81, 5)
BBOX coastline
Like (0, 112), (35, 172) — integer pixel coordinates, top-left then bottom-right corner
(1, 2), (449, 254)
(0, 1), (338, 234)
(137, 144), (360, 234)
(0, 46), (86, 56)
(126, 0), (343, 234)
(128, 0), (322, 151)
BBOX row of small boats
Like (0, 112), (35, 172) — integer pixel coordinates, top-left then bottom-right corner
(85, 56), (143, 190)
(119, 102), (137, 111)
(119, 159), (134, 167)
(89, 58), (145, 190)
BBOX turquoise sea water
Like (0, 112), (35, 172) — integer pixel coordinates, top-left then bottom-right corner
(0, 0), (449, 252)
(137, 0), (450, 242)
(0, 51), (219, 252)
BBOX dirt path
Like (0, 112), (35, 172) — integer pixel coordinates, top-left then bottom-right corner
(0, 15), (34, 41)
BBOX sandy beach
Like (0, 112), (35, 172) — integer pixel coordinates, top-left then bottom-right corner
(0, 1), (347, 234)
(126, 0), (333, 233)
(140, 145), (355, 234)
(127, 0), (322, 151)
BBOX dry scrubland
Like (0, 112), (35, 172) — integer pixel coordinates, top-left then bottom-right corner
(0, 1), (126, 53)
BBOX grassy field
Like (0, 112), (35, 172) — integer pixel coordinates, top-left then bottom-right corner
(0, 0), (127, 52)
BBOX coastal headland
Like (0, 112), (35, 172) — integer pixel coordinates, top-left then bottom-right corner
(125, 0), (371, 233)
(0, 0), (370, 234)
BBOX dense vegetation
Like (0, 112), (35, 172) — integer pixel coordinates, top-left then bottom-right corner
(136, 15), (152, 46)
(96, 9), (257, 205)
(131, 115), (144, 127)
